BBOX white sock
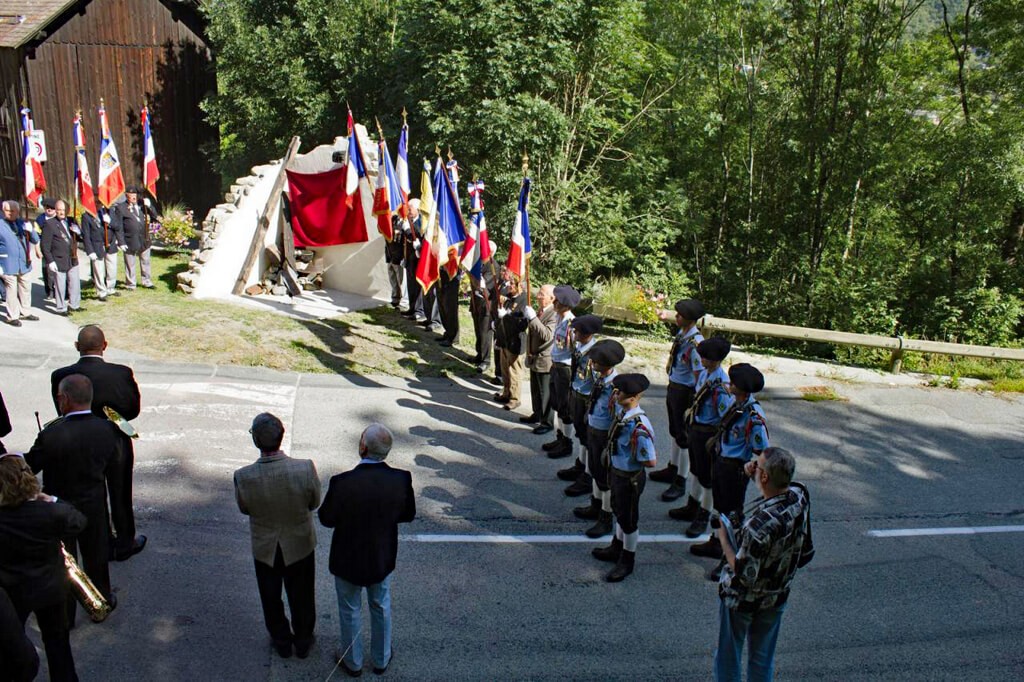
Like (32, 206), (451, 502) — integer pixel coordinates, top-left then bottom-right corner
(563, 423), (575, 440)
(553, 414), (563, 433)
(581, 445), (590, 473)
(600, 490), (612, 512)
(614, 523), (624, 541)
(678, 450), (690, 480)
(701, 488), (714, 512)
(592, 480), (601, 498)
(689, 474), (703, 500)
(623, 531), (639, 552)
(670, 443), (681, 468)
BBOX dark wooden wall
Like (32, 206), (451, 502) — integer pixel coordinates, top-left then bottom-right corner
(1, 0), (218, 214)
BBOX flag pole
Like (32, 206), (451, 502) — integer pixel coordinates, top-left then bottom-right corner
(522, 150), (531, 308)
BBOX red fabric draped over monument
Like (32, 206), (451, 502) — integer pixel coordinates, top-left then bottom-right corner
(286, 167), (369, 247)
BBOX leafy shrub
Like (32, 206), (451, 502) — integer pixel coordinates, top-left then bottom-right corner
(151, 202), (197, 248)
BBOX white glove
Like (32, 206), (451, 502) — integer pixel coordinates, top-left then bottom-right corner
(497, 307), (509, 319)
(102, 213), (111, 224)
(120, 245), (128, 252)
(48, 262), (58, 273)
(89, 253), (98, 262)
(143, 198), (152, 208)
(524, 306), (537, 321)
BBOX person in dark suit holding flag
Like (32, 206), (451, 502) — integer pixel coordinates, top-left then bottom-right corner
(110, 187), (157, 289)
(40, 201), (82, 316)
(81, 207), (123, 300)
(319, 424), (415, 677)
(400, 199), (425, 321)
(50, 325), (146, 561)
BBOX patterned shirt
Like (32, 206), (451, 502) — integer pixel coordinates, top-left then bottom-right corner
(667, 326), (704, 386)
(719, 488), (811, 611)
(608, 407), (656, 472)
(692, 367), (731, 426)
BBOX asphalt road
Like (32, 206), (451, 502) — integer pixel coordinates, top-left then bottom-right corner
(1, 331), (1022, 681)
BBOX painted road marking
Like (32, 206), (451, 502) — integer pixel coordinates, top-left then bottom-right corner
(867, 525), (1024, 538)
(401, 534), (711, 543)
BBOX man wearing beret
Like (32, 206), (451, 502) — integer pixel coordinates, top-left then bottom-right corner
(694, 363), (770, 570)
(592, 373), (657, 582)
(541, 285), (579, 455)
(111, 187), (157, 290)
(520, 284), (559, 434)
(653, 299), (706, 504)
(677, 336), (732, 539)
(559, 315), (603, 495)
(573, 339), (625, 538)
(34, 198), (57, 300)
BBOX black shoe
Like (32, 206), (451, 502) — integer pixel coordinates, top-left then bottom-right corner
(532, 424), (553, 435)
(518, 414), (540, 424)
(542, 435), (564, 452)
(273, 640), (293, 658)
(546, 439), (574, 459)
(391, 302), (401, 309)
(592, 537), (623, 563)
(649, 463), (678, 484)
(668, 497), (701, 521)
(557, 460), (585, 482)
(585, 511), (613, 538)
(605, 550), (635, 582)
(423, 325), (439, 333)
(476, 363), (488, 373)
(685, 511), (710, 539)
(336, 655), (362, 677)
(437, 339), (453, 347)
(5, 319), (21, 327)
(573, 497), (601, 520)
(564, 472), (592, 496)
(660, 476), (687, 502)
(295, 635), (314, 659)
(487, 376), (503, 386)
(493, 393), (509, 403)
(469, 355), (482, 364)
(691, 536), (723, 558)
(706, 561), (724, 582)
(20, 314), (39, 321)
(113, 535), (147, 561)
(56, 310), (69, 317)
(401, 310), (416, 318)
(373, 646), (393, 675)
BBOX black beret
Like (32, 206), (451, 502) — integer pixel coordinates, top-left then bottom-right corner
(674, 298), (705, 321)
(728, 363), (764, 394)
(126, 186), (140, 194)
(589, 339), (625, 367)
(554, 285), (581, 308)
(42, 198), (56, 209)
(697, 336), (731, 362)
(571, 314), (603, 336)
(613, 373), (650, 396)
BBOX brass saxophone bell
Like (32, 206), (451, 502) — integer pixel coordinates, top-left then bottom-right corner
(62, 544), (112, 623)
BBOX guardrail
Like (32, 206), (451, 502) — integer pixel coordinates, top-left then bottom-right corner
(697, 315), (1024, 374)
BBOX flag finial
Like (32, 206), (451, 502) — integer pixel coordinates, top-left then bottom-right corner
(522, 150), (529, 176)
(375, 116), (383, 140)
(401, 107), (407, 123)
(447, 147), (454, 162)
(435, 144), (441, 156)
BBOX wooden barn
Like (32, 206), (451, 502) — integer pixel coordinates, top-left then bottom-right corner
(0, 0), (218, 213)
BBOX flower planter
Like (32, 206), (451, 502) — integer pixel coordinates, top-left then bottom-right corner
(593, 302), (642, 324)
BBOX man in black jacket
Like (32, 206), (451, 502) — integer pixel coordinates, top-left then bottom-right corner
(110, 187), (157, 290)
(40, 201), (81, 315)
(80, 207), (124, 300)
(319, 424), (415, 677)
(50, 325), (145, 561)
(27, 374), (120, 622)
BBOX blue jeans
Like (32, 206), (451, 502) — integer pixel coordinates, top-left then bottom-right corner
(334, 575), (392, 670)
(714, 599), (787, 682)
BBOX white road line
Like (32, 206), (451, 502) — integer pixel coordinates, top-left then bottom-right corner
(867, 525), (1024, 538)
(401, 533), (710, 544)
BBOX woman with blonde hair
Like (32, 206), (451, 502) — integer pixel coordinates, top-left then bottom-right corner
(0, 454), (86, 681)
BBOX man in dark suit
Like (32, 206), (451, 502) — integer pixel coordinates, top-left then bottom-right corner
(110, 187), (157, 289)
(40, 200), (82, 315)
(27, 374), (120, 623)
(80, 207), (125, 300)
(319, 424), (415, 677)
(50, 325), (145, 561)
(234, 413), (321, 660)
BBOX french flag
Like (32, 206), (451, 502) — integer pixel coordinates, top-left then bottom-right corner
(415, 157), (444, 293)
(437, 156), (466, 278)
(395, 120), (410, 218)
(372, 136), (403, 242)
(20, 107), (45, 207)
(341, 109), (370, 243)
(507, 177), (532, 280)
(72, 113), (98, 217)
(142, 105), (160, 198)
(97, 101), (126, 208)
(461, 180), (491, 279)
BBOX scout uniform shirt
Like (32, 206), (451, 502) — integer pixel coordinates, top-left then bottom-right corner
(552, 312), (576, 367)
(718, 395), (769, 462)
(587, 369), (620, 431)
(667, 326), (704, 386)
(609, 407), (656, 472)
(692, 367), (731, 426)
(571, 338), (598, 396)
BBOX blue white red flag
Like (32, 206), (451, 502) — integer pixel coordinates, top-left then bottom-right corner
(372, 136), (402, 242)
(342, 109), (371, 242)
(72, 113), (98, 217)
(142, 105), (160, 198)
(437, 156), (466, 277)
(20, 107), (45, 206)
(507, 177), (532, 280)
(396, 120), (411, 218)
(461, 180), (492, 279)
(97, 101), (125, 208)
(416, 157), (444, 292)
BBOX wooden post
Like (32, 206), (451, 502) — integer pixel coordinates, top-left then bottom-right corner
(232, 136), (301, 295)
(889, 336), (905, 374)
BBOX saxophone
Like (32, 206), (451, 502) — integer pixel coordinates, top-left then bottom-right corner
(103, 406), (139, 439)
(62, 543), (113, 622)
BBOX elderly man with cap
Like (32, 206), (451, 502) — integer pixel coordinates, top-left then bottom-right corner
(80, 206), (123, 301)
(573, 339), (626, 538)
(677, 336), (732, 539)
(520, 284), (560, 434)
(652, 299), (706, 503)
(559, 314), (603, 493)
(541, 285), (580, 454)
(111, 186), (157, 290)
(592, 372), (656, 582)
(694, 363), (769, 571)
(34, 198), (57, 300)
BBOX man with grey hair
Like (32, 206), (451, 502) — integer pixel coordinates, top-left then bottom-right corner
(320, 423), (416, 677)
(0, 200), (40, 326)
(40, 200), (82, 315)
(521, 283), (559, 434)
(714, 446), (812, 682)
(234, 413), (321, 660)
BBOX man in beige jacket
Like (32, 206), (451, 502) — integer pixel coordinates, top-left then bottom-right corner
(234, 413), (321, 659)
(521, 284), (559, 434)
